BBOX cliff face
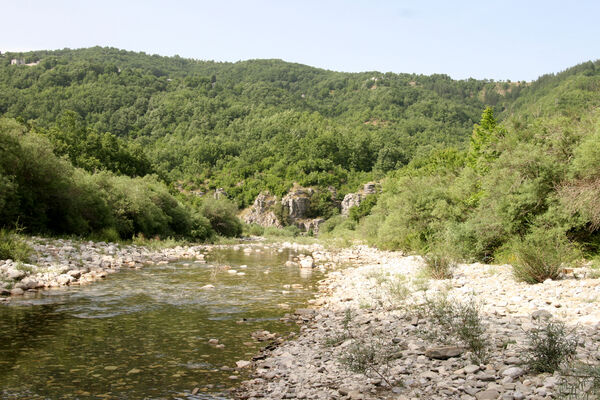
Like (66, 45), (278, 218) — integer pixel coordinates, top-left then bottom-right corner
(341, 182), (377, 216)
(240, 193), (282, 228)
(241, 186), (326, 234)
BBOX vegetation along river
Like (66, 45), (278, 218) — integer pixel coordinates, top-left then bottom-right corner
(0, 246), (324, 399)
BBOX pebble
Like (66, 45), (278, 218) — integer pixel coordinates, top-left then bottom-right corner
(235, 244), (600, 400)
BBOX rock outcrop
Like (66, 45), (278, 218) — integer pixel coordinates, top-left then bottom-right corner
(241, 186), (326, 234)
(240, 193), (282, 228)
(341, 182), (378, 216)
(281, 186), (313, 219)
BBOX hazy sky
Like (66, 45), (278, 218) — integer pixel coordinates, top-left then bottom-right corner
(3, 0), (599, 81)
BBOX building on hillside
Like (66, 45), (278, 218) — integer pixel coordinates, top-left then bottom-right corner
(10, 58), (25, 65)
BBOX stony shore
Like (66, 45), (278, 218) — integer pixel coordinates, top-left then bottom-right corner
(236, 245), (600, 400)
(0, 237), (209, 300)
(2, 239), (600, 399)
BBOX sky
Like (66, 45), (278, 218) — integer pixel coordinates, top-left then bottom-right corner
(2, 0), (599, 81)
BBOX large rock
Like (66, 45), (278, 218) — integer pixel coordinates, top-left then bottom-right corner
(341, 193), (363, 216)
(241, 192), (282, 228)
(281, 186), (314, 219)
(341, 182), (378, 216)
(425, 345), (463, 359)
(297, 218), (325, 235)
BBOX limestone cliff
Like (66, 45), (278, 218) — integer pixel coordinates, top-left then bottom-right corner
(341, 182), (378, 216)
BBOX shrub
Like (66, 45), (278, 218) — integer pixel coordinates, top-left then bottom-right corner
(348, 193), (377, 222)
(0, 229), (32, 262)
(198, 197), (243, 237)
(263, 225), (301, 237)
(416, 294), (489, 364)
(243, 223), (265, 236)
(525, 319), (578, 373)
(423, 249), (456, 279)
(339, 337), (402, 387)
(558, 364), (600, 399)
(511, 230), (575, 283)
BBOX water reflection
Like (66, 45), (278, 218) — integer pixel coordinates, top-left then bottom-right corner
(0, 246), (322, 399)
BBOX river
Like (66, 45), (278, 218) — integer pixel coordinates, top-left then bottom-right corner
(0, 246), (324, 399)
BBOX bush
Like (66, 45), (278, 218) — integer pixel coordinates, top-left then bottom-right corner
(525, 319), (578, 373)
(416, 294), (489, 364)
(198, 197), (242, 237)
(339, 337), (402, 387)
(263, 225), (301, 237)
(511, 231), (575, 283)
(243, 223), (265, 236)
(0, 229), (32, 262)
(423, 249), (456, 279)
(349, 193), (377, 222)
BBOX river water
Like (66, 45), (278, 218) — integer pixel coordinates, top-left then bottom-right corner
(0, 246), (324, 399)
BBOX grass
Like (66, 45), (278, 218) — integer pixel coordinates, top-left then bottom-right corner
(525, 319), (578, 373)
(558, 364), (600, 399)
(339, 336), (402, 388)
(422, 251), (456, 279)
(511, 233), (574, 284)
(130, 234), (189, 250)
(323, 308), (354, 347)
(0, 228), (32, 262)
(415, 293), (490, 364)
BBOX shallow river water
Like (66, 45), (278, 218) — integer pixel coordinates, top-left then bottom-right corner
(0, 246), (324, 399)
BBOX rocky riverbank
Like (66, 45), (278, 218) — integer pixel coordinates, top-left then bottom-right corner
(0, 237), (209, 300)
(236, 246), (600, 400)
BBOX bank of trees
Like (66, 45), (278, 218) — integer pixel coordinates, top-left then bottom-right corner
(1, 47), (599, 260)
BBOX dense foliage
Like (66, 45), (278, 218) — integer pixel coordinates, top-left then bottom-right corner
(0, 118), (238, 240)
(0, 47), (501, 207)
(363, 59), (600, 266)
(2, 47), (599, 266)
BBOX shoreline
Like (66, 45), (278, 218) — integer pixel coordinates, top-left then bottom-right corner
(0, 237), (210, 300)
(235, 246), (600, 400)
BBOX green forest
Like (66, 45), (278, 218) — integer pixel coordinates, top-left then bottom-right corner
(2, 47), (600, 273)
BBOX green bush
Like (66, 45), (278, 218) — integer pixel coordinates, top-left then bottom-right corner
(511, 230), (575, 283)
(416, 294), (489, 364)
(198, 197), (242, 237)
(263, 225), (301, 237)
(525, 320), (578, 373)
(349, 193), (377, 222)
(243, 223), (265, 236)
(0, 229), (32, 262)
(423, 249), (456, 279)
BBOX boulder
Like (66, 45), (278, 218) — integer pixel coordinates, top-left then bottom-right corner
(7, 269), (26, 280)
(281, 187), (313, 219)
(240, 192), (282, 228)
(425, 345), (463, 360)
(341, 193), (363, 216)
(341, 182), (379, 216)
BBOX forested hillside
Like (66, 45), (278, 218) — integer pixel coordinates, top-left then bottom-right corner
(1, 47), (504, 206)
(2, 47), (599, 269)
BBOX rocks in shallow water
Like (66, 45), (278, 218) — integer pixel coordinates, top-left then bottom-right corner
(236, 360), (251, 369)
(0, 237), (212, 298)
(201, 284), (215, 290)
(298, 256), (314, 269)
(425, 345), (463, 360)
(10, 288), (24, 296)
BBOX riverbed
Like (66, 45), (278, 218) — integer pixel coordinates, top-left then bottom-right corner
(0, 246), (324, 399)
